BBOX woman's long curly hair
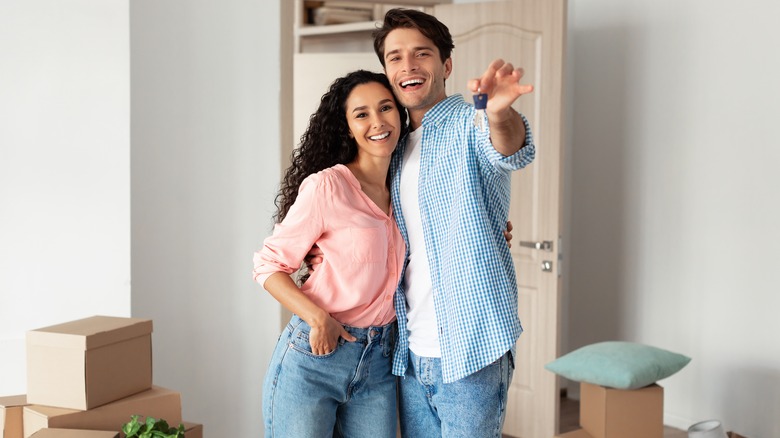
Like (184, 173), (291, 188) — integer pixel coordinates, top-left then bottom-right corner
(274, 70), (408, 223)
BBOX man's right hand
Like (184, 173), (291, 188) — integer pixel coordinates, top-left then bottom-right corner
(304, 244), (324, 272)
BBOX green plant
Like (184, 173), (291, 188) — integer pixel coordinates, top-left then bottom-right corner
(122, 415), (185, 438)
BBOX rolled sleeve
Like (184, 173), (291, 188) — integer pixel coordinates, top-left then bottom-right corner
(484, 112), (536, 172)
(252, 178), (324, 287)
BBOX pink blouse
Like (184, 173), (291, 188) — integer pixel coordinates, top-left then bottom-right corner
(253, 164), (405, 327)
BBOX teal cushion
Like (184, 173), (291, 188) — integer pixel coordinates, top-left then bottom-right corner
(544, 341), (691, 389)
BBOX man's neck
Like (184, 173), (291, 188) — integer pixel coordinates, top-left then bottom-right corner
(408, 95), (448, 130)
(409, 110), (425, 131)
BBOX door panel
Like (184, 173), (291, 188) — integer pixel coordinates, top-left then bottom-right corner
(435, 1), (566, 437)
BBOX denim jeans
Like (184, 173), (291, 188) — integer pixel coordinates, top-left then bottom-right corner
(399, 350), (514, 438)
(263, 315), (397, 438)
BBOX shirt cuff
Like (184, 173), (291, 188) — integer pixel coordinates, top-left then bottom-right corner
(486, 112), (536, 172)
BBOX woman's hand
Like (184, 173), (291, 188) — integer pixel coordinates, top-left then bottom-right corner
(504, 220), (513, 248)
(308, 314), (356, 356)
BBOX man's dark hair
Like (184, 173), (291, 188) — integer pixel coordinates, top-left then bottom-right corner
(372, 8), (455, 67)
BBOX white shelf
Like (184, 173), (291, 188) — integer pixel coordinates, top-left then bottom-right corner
(296, 21), (380, 37)
(315, 0), (448, 5)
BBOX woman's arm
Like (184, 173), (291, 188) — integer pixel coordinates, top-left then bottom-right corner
(264, 272), (356, 355)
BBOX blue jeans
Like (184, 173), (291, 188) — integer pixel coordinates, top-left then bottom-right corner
(263, 315), (397, 438)
(399, 350), (514, 438)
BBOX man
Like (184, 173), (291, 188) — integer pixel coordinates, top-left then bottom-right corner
(373, 8), (535, 438)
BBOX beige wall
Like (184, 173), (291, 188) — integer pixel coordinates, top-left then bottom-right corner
(566, 1), (780, 436)
(130, 0), (282, 436)
(0, 0), (131, 395)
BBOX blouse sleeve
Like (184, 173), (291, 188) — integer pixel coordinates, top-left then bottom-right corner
(252, 175), (326, 287)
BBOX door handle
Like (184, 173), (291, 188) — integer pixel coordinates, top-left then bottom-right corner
(518, 240), (553, 251)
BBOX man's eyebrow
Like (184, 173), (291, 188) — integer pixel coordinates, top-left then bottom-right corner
(385, 48), (400, 59)
(384, 46), (434, 58)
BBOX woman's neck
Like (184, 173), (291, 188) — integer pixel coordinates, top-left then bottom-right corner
(346, 158), (392, 215)
(346, 158), (390, 189)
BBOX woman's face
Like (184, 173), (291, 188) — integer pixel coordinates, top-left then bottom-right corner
(345, 82), (401, 160)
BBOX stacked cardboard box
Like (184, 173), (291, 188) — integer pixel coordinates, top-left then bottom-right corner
(0, 316), (203, 438)
(29, 429), (119, 438)
(1, 395), (29, 438)
(555, 383), (664, 438)
(182, 422), (203, 438)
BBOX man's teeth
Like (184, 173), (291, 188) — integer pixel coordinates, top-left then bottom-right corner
(370, 132), (390, 140)
(401, 79), (424, 88)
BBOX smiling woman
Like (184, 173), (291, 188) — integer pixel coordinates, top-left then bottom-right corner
(252, 70), (408, 438)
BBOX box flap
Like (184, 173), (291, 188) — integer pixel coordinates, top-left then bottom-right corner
(1, 395), (27, 438)
(30, 429), (120, 438)
(556, 429), (595, 438)
(24, 405), (80, 418)
(23, 386), (181, 437)
(0, 394), (28, 408)
(27, 316), (152, 350)
(182, 421), (203, 438)
(182, 421), (201, 429)
(23, 405), (72, 438)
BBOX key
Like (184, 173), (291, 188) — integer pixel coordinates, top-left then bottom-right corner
(473, 90), (487, 131)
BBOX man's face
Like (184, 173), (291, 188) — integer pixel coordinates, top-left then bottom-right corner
(382, 28), (452, 116)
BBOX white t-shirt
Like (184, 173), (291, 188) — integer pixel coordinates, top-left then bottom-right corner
(399, 127), (441, 357)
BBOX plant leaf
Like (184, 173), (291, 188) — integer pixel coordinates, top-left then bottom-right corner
(122, 415), (143, 437)
(155, 419), (170, 431)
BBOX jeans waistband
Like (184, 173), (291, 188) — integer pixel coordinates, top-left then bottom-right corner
(290, 314), (395, 345)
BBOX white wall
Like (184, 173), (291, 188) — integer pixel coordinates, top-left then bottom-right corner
(0, 0), (130, 395)
(567, 1), (780, 436)
(130, 0), (281, 436)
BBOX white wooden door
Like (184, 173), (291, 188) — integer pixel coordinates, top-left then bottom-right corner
(435, 1), (566, 437)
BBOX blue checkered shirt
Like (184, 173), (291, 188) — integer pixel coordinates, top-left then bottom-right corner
(390, 94), (535, 383)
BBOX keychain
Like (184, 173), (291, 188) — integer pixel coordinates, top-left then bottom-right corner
(473, 89), (488, 132)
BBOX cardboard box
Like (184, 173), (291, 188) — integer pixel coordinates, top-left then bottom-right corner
(580, 382), (663, 438)
(30, 429), (119, 438)
(555, 428), (594, 438)
(26, 316), (153, 410)
(1, 395), (29, 438)
(22, 386), (181, 438)
(182, 421), (203, 438)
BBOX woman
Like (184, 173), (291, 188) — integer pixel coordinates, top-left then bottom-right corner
(253, 70), (408, 438)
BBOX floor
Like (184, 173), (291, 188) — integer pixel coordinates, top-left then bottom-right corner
(557, 394), (688, 438)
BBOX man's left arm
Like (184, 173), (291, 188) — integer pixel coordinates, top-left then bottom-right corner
(468, 59), (534, 157)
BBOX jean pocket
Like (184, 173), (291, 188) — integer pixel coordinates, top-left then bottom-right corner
(289, 326), (339, 359)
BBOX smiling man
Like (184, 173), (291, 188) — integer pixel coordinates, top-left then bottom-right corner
(372, 9), (536, 438)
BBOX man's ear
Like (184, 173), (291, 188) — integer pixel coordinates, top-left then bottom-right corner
(443, 58), (453, 80)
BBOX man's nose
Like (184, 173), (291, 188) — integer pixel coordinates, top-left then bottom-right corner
(402, 58), (417, 72)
